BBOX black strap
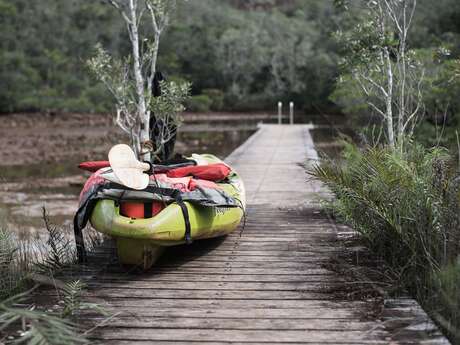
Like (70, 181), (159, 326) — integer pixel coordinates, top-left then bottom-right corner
(175, 194), (192, 245)
(73, 216), (87, 264)
(144, 202), (153, 218)
(106, 185), (193, 244)
(74, 183), (193, 263)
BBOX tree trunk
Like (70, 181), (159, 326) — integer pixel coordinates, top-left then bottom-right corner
(129, 0), (150, 162)
(398, 0), (408, 143)
(384, 48), (395, 148)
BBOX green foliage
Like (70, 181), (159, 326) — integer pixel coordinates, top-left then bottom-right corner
(332, 0), (460, 149)
(0, 210), (107, 343)
(0, 291), (88, 345)
(150, 80), (190, 159)
(0, 0), (124, 113)
(36, 209), (76, 273)
(0, 227), (24, 300)
(61, 280), (86, 319)
(330, 73), (379, 128)
(150, 80), (191, 123)
(202, 89), (225, 111)
(432, 261), (460, 342)
(1, 0), (459, 115)
(87, 44), (133, 113)
(310, 141), (460, 342)
(412, 52), (460, 149)
(185, 94), (213, 113)
(0, 209), (78, 300)
(0, 0), (342, 113)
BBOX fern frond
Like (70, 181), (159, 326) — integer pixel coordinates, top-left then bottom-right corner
(37, 208), (76, 273)
(61, 280), (85, 319)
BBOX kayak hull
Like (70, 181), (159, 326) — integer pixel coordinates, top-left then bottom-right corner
(90, 199), (244, 246)
(88, 154), (245, 268)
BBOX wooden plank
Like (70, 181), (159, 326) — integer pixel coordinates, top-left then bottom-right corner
(160, 250), (337, 257)
(158, 255), (330, 263)
(82, 317), (380, 331)
(89, 328), (387, 343)
(69, 271), (340, 282)
(75, 289), (338, 300)
(150, 261), (332, 269)
(82, 300), (369, 312)
(103, 339), (384, 345)
(202, 242), (340, 249)
(223, 236), (336, 242)
(90, 340), (430, 345)
(147, 267), (334, 275)
(85, 281), (345, 291)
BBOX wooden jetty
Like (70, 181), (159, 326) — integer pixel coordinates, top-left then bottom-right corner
(59, 125), (449, 344)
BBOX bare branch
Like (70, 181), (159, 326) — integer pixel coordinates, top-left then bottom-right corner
(146, 2), (160, 34)
(106, 0), (133, 25)
(382, 0), (403, 34)
(402, 68), (425, 133)
(361, 73), (389, 97)
(368, 101), (387, 118)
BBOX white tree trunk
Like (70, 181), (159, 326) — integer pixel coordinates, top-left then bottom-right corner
(384, 48), (395, 148)
(129, 0), (150, 162)
(397, 0), (408, 142)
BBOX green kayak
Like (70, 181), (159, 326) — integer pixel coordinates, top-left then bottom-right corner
(87, 154), (245, 269)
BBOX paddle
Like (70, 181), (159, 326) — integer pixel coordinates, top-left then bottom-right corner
(108, 144), (151, 190)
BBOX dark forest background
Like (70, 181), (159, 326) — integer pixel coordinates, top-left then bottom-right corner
(1, 0), (459, 119)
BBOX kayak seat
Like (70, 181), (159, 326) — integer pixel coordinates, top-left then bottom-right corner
(120, 201), (165, 219)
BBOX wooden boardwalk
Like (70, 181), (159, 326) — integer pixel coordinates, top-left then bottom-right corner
(60, 125), (448, 344)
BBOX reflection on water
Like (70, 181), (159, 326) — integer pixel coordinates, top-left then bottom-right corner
(308, 114), (351, 160)
(178, 129), (255, 158)
(0, 161), (81, 182)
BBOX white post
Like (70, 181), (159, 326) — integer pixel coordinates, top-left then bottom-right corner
(289, 102), (294, 125)
(278, 102), (282, 125)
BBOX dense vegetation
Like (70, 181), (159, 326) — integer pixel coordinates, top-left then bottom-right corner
(332, 0), (460, 148)
(2, 0), (460, 148)
(312, 142), (460, 343)
(0, 0), (342, 113)
(311, 1), (460, 343)
(2, 1), (459, 125)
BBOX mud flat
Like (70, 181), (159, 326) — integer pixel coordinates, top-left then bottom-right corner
(0, 112), (258, 237)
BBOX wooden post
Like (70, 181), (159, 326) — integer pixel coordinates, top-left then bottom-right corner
(278, 102), (282, 125)
(289, 102), (294, 125)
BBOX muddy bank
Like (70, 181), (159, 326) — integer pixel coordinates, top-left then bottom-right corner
(0, 112), (261, 237)
(0, 112), (271, 168)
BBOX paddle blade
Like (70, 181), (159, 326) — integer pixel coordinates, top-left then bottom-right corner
(108, 144), (150, 190)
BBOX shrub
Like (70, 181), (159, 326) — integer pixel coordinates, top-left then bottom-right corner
(0, 209), (105, 343)
(310, 141), (460, 342)
(202, 89), (225, 111)
(185, 94), (212, 113)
